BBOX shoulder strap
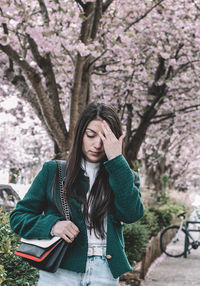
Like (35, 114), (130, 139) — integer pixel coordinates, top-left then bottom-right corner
(56, 160), (66, 182)
(56, 160), (70, 221)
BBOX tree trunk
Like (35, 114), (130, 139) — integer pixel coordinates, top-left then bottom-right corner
(125, 55), (169, 166)
(126, 106), (157, 167)
(69, 1), (104, 145)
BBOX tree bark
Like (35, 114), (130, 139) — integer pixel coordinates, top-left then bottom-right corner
(125, 55), (169, 166)
(69, 1), (105, 144)
(126, 106), (157, 166)
(0, 43), (68, 152)
(69, 54), (85, 146)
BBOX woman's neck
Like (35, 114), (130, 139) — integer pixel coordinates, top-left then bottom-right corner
(81, 159), (100, 171)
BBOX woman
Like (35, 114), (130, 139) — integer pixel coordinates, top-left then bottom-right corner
(10, 102), (144, 286)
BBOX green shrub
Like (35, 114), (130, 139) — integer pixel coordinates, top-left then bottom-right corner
(140, 202), (185, 237)
(124, 221), (150, 264)
(125, 200), (186, 263)
(123, 202), (185, 266)
(140, 208), (160, 237)
(0, 209), (39, 286)
(159, 202), (185, 219)
(144, 206), (172, 231)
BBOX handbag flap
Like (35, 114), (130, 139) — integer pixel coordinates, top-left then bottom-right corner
(21, 236), (61, 248)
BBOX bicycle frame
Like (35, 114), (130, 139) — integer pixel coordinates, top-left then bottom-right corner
(171, 219), (185, 243)
(184, 220), (200, 258)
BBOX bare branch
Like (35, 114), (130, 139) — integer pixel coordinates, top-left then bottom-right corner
(27, 34), (68, 137)
(102, 0), (113, 13)
(151, 104), (200, 124)
(165, 44), (185, 80)
(26, 34), (43, 67)
(80, 3), (95, 43)
(192, 0), (200, 10)
(37, 0), (50, 26)
(124, 0), (165, 32)
(173, 104), (200, 113)
(92, 69), (124, 76)
(91, 0), (102, 39)
(75, 0), (86, 11)
(174, 60), (200, 76)
(4, 67), (54, 139)
(174, 43), (184, 60)
(154, 54), (166, 82)
(2, 23), (8, 34)
(61, 44), (75, 66)
(0, 43), (68, 151)
(125, 103), (133, 146)
(89, 49), (108, 67)
(151, 114), (175, 124)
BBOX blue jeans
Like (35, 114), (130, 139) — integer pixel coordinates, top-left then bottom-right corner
(37, 256), (119, 286)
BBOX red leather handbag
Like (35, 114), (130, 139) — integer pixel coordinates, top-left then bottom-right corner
(15, 236), (67, 272)
(15, 160), (70, 273)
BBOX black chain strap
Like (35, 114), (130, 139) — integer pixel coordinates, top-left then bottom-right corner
(57, 161), (70, 221)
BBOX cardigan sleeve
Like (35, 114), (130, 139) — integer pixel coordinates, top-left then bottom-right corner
(9, 161), (63, 239)
(104, 155), (144, 223)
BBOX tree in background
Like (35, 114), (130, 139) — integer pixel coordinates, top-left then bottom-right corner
(91, 0), (200, 164)
(142, 113), (200, 196)
(0, 96), (53, 182)
(0, 0), (200, 194)
(0, 0), (115, 157)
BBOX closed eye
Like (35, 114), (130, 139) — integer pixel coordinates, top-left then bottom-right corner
(85, 128), (97, 138)
(86, 134), (95, 138)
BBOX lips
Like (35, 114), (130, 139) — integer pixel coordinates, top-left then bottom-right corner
(90, 151), (101, 156)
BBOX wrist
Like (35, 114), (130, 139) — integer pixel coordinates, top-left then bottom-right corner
(107, 153), (121, 160)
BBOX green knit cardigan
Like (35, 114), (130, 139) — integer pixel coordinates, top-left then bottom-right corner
(10, 155), (144, 278)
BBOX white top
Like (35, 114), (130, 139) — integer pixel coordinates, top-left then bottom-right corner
(81, 159), (107, 247)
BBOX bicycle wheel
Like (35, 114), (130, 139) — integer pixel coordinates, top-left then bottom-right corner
(160, 225), (186, 257)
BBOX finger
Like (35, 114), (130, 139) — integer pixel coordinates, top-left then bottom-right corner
(70, 222), (80, 233)
(65, 228), (79, 239)
(61, 234), (73, 243)
(64, 221), (80, 234)
(101, 121), (115, 139)
(103, 122), (112, 136)
(62, 229), (77, 242)
(102, 120), (111, 132)
(98, 131), (106, 141)
(119, 134), (125, 144)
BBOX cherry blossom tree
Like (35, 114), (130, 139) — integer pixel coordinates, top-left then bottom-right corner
(0, 96), (53, 181)
(141, 111), (200, 197)
(91, 0), (200, 164)
(0, 0), (200, 191)
(0, 0), (115, 157)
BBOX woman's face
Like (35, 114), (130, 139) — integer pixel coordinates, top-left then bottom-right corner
(82, 119), (106, 163)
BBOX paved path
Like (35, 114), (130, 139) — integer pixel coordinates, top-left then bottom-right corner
(141, 246), (200, 286)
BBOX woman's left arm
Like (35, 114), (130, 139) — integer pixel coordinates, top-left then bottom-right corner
(99, 121), (144, 223)
(104, 155), (144, 224)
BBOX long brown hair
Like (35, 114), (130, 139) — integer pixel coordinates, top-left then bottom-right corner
(64, 102), (123, 239)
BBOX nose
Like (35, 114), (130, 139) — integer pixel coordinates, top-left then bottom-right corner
(94, 136), (103, 149)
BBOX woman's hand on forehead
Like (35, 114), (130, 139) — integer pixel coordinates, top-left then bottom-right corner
(98, 120), (125, 160)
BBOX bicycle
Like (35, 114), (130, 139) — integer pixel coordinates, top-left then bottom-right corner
(160, 208), (200, 258)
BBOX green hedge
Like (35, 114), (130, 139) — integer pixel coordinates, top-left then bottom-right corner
(0, 209), (39, 286)
(124, 202), (185, 264)
(124, 222), (149, 264)
(140, 206), (172, 237)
